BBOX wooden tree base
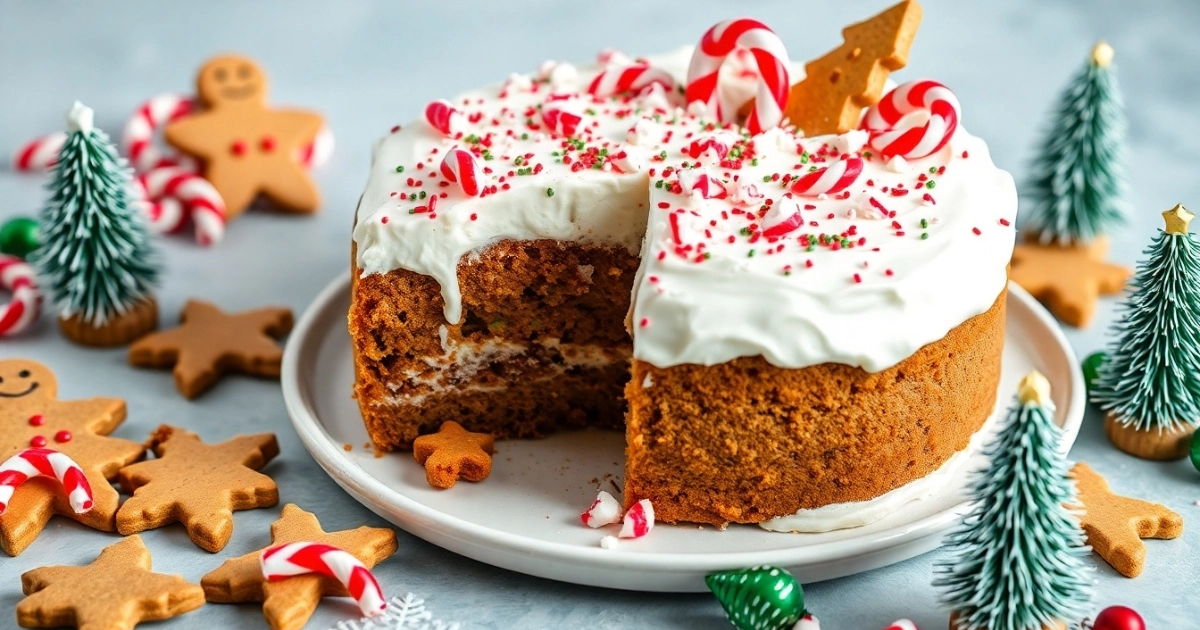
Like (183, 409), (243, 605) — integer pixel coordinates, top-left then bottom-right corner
(59, 297), (158, 347)
(1105, 414), (1195, 461)
(949, 611), (1065, 630)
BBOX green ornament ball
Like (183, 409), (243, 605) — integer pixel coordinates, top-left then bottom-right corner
(1082, 351), (1106, 395)
(0, 216), (40, 260)
(706, 565), (804, 630)
(1191, 429), (1200, 473)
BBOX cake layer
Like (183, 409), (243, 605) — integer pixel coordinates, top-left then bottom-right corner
(350, 239), (639, 449)
(624, 288), (1006, 527)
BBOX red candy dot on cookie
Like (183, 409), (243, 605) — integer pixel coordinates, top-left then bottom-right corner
(260, 136), (276, 152)
(30, 435), (47, 448)
(28, 414), (45, 426)
(54, 430), (72, 443)
(231, 140), (247, 156)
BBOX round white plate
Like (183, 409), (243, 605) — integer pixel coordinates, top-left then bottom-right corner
(282, 276), (1084, 593)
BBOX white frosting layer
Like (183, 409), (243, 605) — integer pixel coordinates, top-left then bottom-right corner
(354, 47), (1017, 372)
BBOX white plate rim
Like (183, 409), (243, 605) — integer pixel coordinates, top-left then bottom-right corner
(282, 274), (1084, 572)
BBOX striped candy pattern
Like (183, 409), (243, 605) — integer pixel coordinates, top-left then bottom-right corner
(883, 620), (918, 630)
(861, 80), (961, 159)
(587, 63), (675, 98)
(134, 166), (226, 246)
(0, 255), (40, 337)
(618, 499), (654, 538)
(542, 106), (584, 138)
(123, 94), (199, 173)
(686, 18), (790, 135)
(260, 541), (386, 617)
(789, 157), (864, 197)
(440, 148), (483, 197)
(0, 448), (93, 515)
(424, 99), (465, 137)
(11, 132), (66, 173)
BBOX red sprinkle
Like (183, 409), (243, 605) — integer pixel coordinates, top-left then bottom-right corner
(999, 218), (1011, 226)
(853, 273), (862, 284)
(639, 318), (650, 328)
(380, 216), (389, 224)
(30, 435), (47, 448)
(972, 227), (982, 235)
(54, 430), (72, 443)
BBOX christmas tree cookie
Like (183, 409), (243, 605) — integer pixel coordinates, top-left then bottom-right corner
(1010, 42), (1132, 327)
(32, 102), (160, 346)
(1091, 204), (1200, 459)
(934, 371), (1092, 630)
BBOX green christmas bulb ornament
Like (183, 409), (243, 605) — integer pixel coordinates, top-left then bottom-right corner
(1082, 351), (1106, 395)
(1191, 430), (1200, 473)
(706, 565), (804, 630)
(0, 216), (40, 259)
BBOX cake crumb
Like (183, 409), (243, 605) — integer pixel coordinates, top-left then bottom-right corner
(363, 442), (371, 449)
(343, 443), (353, 452)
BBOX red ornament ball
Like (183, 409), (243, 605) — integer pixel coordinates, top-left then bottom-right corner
(1093, 606), (1145, 630)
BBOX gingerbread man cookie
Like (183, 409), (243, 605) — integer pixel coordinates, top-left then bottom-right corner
(116, 425), (280, 552)
(0, 359), (144, 556)
(202, 504), (397, 630)
(165, 55), (323, 217)
(413, 421), (495, 489)
(18, 535), (205, 629)
(1071, 462), (1183, 577)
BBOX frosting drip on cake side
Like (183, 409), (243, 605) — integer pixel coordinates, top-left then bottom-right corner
(354, 47), (1017, 372)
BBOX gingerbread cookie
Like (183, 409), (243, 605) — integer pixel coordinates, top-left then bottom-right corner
(128, 300), (294, 399)
(1071, 462), (1183, 577)
(116, 425), (279, 552)
(783, 0), (922, 136)
(413, 421), (495, 489)
(17, 535), (205, 629)
(1010, 236), (1130, 327)
(164, 55), (324, 217)
(202, 504), (398, 630)
(0, 359), (144, 556)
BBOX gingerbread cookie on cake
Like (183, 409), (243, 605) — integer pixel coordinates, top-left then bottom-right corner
(349, 0), (1017, 529)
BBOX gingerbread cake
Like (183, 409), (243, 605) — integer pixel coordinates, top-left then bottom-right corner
(349, 7), (1017, 530)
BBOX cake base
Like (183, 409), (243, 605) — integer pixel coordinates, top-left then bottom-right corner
(624, 289), (1006, 526)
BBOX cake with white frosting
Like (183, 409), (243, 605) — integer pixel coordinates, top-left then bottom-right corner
(349, 19), (1017, 530)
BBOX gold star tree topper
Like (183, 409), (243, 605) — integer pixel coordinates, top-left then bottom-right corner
(1162, 204), (1194, 235)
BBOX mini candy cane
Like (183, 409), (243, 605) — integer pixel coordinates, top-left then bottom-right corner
(883, 620), (918, 630)
(861, 80), (961, 159)
(297, 126), (335, 169)
(0, 448), (93, 515)
(261, 542), (386, 617)
(424, 99), (466, 137)
(619, 499), (654, 538)
(685, 134), (734, 162)
(542, 106), (583, 137)
(761, 199), (803, 239)
(123, 93), (198, 173)
(587, 63), (675, 98)
(0, 255), (40, 337)
(789, 157), (864, 197)
(678, 170), (728, 200)
(137, 166), (226, 246)
(686, 18), (790, 134)
(580, 490), (623, 528)
(440, 148), (482, 197)
(11, 132), (66, 173)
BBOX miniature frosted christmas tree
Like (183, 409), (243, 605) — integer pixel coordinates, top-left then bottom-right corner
(1010, 42), (1131, 328)
(32, 102), (159, 346)
(934, 371), (1092, 630)
(1091, 204), (1200, 459)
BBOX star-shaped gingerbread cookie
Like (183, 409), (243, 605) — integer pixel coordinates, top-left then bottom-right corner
(1071, 462), (1183, 577)
(165, 55), (323, 217)
(18, 535), (205, 629)
(116, 425), (279, 552)
(128, 300), (293, 399)
(1010, 236), (1131, 327)
(202, 504), (398, 630)
(0, 359), (144, 556)
(413, 421), (495, 489)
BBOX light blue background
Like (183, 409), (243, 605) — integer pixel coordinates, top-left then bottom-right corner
(1, 1), (1197, 627)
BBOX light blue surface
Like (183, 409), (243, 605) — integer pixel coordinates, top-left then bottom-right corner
(1, 1), (1197, 627)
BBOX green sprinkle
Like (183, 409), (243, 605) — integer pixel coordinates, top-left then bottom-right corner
(921, 232), (929, 240)
(806, 244), (815, 252)
(655, 180), (664, 189)
(659, 150), (668, 159)
(395, 165), (405, 173)
(546, 188), (555, 197)
(800, 154), (810, 164)
(920, 218), (929, 228)
(703, 252), (711, 260)
(521, 133), (529, 140)
(928, 166), (938, 174)
(751, 158), (759, 166)
(762, 175), (772, 182)
(862, 150), (872, 159)
(926, 181), (936, 189)
(747, 249), (756, 258)
(514, 156), (524, 166)
(418, 191), (427, 200)
(739, 227), (751, 236)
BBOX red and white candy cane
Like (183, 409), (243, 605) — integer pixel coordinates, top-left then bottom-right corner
(542, 106), (583, 137)
(260, 542), (386, 617)
(679, 170), (728, 200)
(861, 80), (961, 159)
(789, 157), (864, 197)
(440, 148), (483, 197)
(11, 132), (66, 173)
(0, 448), (93, 515)
(761, 199), (804, 239)
(136, 166), (226, 246)
(587, 63), (675, 98)
(619, 499), (655, 538)
(424, 99), (466, 138)
(883, 620), (918, 630)
(581, 490), (623, 528)
(0, 255), (40, 337)
(123, 94), (198, 173)
(686, 19), (790, 134)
